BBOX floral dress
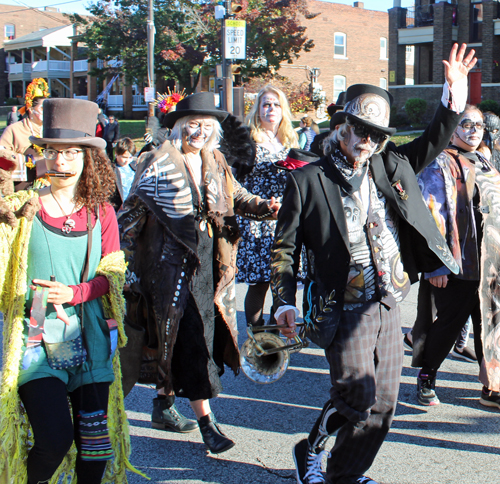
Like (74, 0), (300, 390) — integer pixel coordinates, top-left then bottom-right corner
(237, 145), (289, 283)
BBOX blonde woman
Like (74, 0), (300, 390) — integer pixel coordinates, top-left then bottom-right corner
(237, 86), (299, 327)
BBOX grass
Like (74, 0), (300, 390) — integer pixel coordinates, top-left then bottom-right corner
(392, 132), (423, 146)
(119, 120), (147, 150)
(119, 120), (146, 141)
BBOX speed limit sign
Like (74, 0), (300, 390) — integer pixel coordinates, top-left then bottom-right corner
(225, 19), (246, 60)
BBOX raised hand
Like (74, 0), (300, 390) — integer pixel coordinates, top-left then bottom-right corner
(443, 43), (477, 86)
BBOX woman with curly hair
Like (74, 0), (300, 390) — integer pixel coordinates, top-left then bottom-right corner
(0, 99), (134, 483)
(237, 85), (299, 327)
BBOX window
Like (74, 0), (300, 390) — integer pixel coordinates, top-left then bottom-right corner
(380, 37), (388, 60)
(334, 33), (346, 58)
(380, 78), (387, 90)
(333, 75), (346, 102)
(4, 24), (15, 41)
(470, 2), (483, 42)
(405, 45), (415, 66)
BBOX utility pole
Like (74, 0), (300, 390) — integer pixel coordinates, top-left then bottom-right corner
(221, 0), (233, 113)
(147, 0), (155, 118)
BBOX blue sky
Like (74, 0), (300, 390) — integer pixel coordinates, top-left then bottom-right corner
(0, 0), (415, 16)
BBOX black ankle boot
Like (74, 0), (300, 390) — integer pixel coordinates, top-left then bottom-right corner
(151, 398), (198, 433)
(198, 412), (235, 454)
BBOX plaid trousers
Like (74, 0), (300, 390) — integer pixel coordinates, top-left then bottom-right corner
(324, 301), (403, 484)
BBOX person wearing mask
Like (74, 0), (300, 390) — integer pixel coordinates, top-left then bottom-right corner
(271, 44), (475, 484)
(0, 96), (45, 191)
(236, 85), (299, 328)
(119, 92), (280, 453)
(412, 105), (500, 408)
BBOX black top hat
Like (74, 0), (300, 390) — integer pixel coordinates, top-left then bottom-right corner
(327, 92), (346, 118)
(163, 92), (229, 129)
(330, 84), (396, 136)
(30, 98), (106, 149)
(275, 148), (320, 171)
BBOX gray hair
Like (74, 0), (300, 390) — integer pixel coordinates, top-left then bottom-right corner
(168, 114), (223, 153)
(323, 119), (389, 156)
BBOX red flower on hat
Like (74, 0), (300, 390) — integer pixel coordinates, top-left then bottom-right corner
(154, 88), (186, 113)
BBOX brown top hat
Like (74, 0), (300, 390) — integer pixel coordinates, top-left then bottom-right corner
(30, 98), (106, 150)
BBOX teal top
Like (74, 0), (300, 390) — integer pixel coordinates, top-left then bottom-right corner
(19, 214), (115, 391)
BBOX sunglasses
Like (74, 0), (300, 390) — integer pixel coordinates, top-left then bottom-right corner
(350, 123), (388, 144)
(459, 120), (486, 130)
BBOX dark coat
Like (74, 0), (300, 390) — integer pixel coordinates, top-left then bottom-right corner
(104, 121), (120, 143)
(119, 142), (273, 392)
(6, 111), (19, 126)
(271, 103), (461, 349)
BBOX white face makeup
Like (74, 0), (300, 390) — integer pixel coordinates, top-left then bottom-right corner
(30, 103), (44, 126)
(454, 110), (485, 151)
(259, 93), (282, 128)
(182, 117), (214, 153)
(340, 125), (378, 170)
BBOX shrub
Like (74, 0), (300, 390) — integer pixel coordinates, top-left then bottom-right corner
(405, 98), (427, 125)
(478, 99), (500, 116)
(5, 97), (20, 106)
(390, 106), (408, 128)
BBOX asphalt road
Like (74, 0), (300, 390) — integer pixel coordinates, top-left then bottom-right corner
(1, 283), (499, 483)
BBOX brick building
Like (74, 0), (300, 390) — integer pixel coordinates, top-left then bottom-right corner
(0, 3), (71, 103)
(279, 1), (389, 105)
(389, 0), (500, 117)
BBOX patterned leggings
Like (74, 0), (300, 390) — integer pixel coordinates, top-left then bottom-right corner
(18, 378), (109, 484)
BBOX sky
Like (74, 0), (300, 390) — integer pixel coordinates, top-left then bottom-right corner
(0, 0), (416, 16)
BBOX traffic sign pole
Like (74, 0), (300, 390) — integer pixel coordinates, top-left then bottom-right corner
(221, 0), (233, 113)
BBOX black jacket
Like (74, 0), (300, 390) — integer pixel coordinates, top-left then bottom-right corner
(271, 103), (461, 349)
(104, 121), (120, 143)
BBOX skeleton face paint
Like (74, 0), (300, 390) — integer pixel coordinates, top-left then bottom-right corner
(340, 124), (378, 170)
(259, 93), (282, 128)
(182, 117), (215, 154)
(454, 110), (484, 151)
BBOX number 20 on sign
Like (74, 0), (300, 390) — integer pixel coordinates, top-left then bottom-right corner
(225, 19), (246, 60)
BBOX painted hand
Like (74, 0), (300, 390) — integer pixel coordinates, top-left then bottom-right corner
(443, 43), (477, 87)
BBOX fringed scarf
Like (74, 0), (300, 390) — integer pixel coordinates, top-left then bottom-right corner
(0, 191), (146, 483)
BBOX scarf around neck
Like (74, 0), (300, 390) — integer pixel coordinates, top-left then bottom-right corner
(328, 147), (369, 194)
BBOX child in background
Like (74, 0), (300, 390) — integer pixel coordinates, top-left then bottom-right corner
(113, 137), (137, 209)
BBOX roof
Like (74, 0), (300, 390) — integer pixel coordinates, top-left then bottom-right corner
(4, 24), (73, 50)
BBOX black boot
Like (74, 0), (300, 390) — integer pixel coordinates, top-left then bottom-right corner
(198, 412), (235, 454)
(151, 398), (198, 433)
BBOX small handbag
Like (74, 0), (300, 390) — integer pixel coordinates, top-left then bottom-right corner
(44, 332), (87, 370)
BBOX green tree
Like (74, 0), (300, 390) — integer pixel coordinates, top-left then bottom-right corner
(70, 0), (318, 92)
